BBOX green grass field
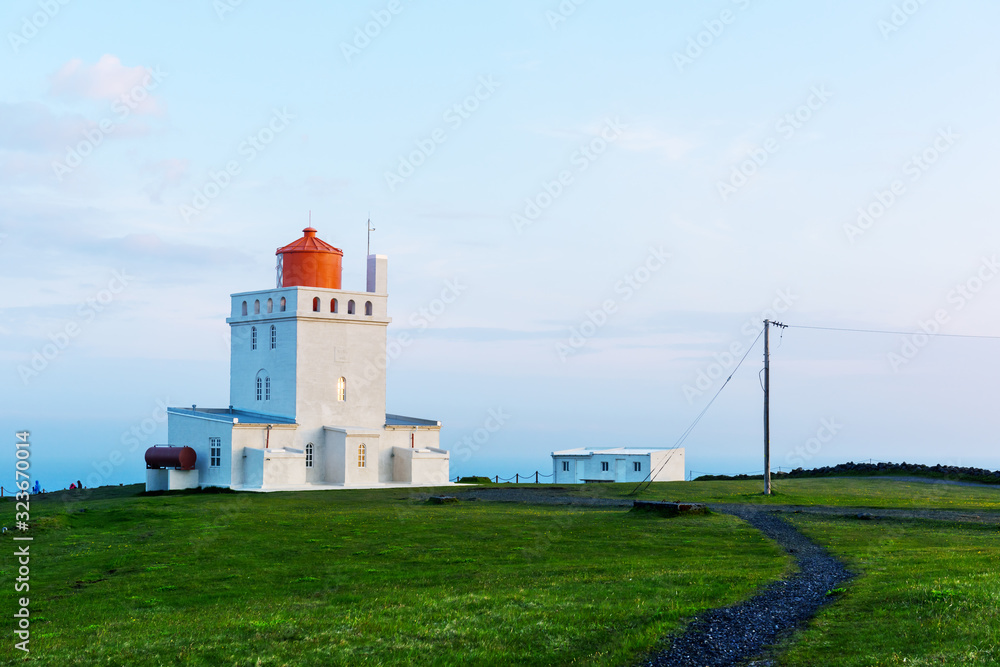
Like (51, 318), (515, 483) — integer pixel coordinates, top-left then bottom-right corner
(555, 476), (1000, 510)
(4, 478), (998, 666)
(1, 486), (787, 666)
(780, 515), (1000, 666)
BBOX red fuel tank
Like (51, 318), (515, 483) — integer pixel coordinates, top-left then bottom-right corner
(145, 446), (197, 470)
(276, 227), (343, 289)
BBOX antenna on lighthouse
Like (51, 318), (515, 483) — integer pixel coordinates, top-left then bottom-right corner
(367, 214), (375, 256)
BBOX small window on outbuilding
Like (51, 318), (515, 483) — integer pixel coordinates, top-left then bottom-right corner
(601, 461), (609, 472)
(347, 300), (355, 314)
(358, 443), (366, 468)
(633, 461), (641, 472)
(305, 443), (314, 468)
(562, 461), (569, 472)
(210, 437), (221, 468)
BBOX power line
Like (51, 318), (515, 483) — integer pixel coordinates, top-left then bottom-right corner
(629, 327), (766, 496)
(786, 324), (1000, 341)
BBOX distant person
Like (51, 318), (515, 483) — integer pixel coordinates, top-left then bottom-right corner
(69, 483), (76, 490)
(76, 480), (83, 489)
(32, 481), (40, 494)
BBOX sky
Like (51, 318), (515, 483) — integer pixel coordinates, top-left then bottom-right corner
(2, 0), (1000, 491)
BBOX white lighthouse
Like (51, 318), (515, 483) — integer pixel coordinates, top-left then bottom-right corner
(151, 227), (450, 491)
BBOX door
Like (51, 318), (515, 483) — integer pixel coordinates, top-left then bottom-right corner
(614, 458), (626, 482)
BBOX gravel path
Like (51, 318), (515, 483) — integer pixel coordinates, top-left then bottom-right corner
(641, 505), (853, 666)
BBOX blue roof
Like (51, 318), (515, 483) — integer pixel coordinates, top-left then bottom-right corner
(168, 407), (297, 425)
(385, 413), (440, 427)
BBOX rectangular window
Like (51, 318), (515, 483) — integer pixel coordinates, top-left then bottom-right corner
(633, 461), (641, 472)
(305, 444), (313, 468)
(265, 377), (270, 401)
(210, 437), (221, 468)
(270, 326), (276, 349)
(601, 461), (609, 472)
(562, 461), (569, 472)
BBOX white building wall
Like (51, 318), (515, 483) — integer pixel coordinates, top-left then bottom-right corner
(550, 449), (684, 484)
(232, 424), (297, 488)
(392, 447), (450, 484)
(294, 314), (387, 436)
(649, 449), (685, 482)
(229, 289), (300, 420)
(343, 433), (380, 486)
(166, 411), (234, 488)
(323, 428), (347, 484)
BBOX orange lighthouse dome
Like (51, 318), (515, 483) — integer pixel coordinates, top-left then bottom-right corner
(275, 227), (344, 289)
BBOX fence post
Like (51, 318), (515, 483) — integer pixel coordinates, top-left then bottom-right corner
(536, 471), (539, 484)
(515, 473), (519, 484)
(495, 475), (498, 484)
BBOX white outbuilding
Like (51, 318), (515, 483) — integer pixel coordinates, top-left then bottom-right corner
(151, 227), (450, 492)
(551, 447), (684, 484)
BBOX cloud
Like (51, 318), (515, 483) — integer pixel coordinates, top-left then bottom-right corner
(49, 54), (164, 115)
(0, 102), (92, 153)
(142, 158), (190, 204)
(618, 126), (698, 161)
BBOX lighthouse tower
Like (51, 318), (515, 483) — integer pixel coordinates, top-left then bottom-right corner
(229, 227), (389, 438)
(160, 227), (449, 491)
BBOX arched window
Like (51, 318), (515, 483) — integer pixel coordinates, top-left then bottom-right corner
(305, 443), (314, 468)
(313, 297), (320, 312)
(279, 297), (286, 312)
(241, 301), (248, 316)
(365, 301), (373, 316)
(347, 300), (355, 315)
(337, 376), (346, 402)
(331, 298), (338, 313)
(256, 370), (269, 401)
(254, 300), (260, 314)
(357, 443), (366, 468)
(266, 298), (273, 314)
(251, 326), (257, 350)
(270, 325), (276, 349)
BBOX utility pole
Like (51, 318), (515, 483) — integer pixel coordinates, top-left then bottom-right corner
(763, 319), (787, 495)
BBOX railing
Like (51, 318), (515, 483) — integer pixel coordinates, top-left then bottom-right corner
(452, 472), (555, 484)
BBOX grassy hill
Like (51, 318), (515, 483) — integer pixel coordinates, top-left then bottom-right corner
(2, 485), (785, 666)
(4, 478), (998, 666)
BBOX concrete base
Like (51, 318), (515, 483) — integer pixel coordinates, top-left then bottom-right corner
(632, 501), (708, 517)
(146, 468), (200, 492)
(231, 481), (457, 492)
